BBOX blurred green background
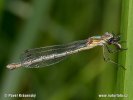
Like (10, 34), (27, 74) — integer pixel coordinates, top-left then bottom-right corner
(0, 0), (124, 100)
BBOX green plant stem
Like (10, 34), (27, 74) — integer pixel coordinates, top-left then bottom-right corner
(116, 0), (133, 100)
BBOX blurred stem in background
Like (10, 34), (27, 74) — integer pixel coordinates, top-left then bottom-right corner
(0, 0), (53, 100)
(96, 0), (121, 99)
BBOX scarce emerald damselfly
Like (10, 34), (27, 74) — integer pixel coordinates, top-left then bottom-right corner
(7, 32), (126, 70)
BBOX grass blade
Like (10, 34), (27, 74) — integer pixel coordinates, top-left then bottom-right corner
(116, 0), (133, 100)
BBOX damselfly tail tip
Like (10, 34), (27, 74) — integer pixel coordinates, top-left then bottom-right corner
(6, 63), (22, 70)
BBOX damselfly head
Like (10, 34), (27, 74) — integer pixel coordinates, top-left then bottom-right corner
(107, 33), (122, 49)
(108, 34), (120, 43)
(102, 32), (122, 49)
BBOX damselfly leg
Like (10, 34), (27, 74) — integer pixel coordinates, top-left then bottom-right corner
(102, 44), (126, 70)
(105, 44), (127, 54)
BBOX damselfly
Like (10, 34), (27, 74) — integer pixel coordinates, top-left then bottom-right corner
(7, 32), (126, 70)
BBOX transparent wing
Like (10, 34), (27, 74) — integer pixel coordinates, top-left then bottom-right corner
(20, 39), (87, 68)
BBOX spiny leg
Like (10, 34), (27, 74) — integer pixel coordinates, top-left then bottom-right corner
(102, 45), (126, 70)
(105, 44), (127, 54)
